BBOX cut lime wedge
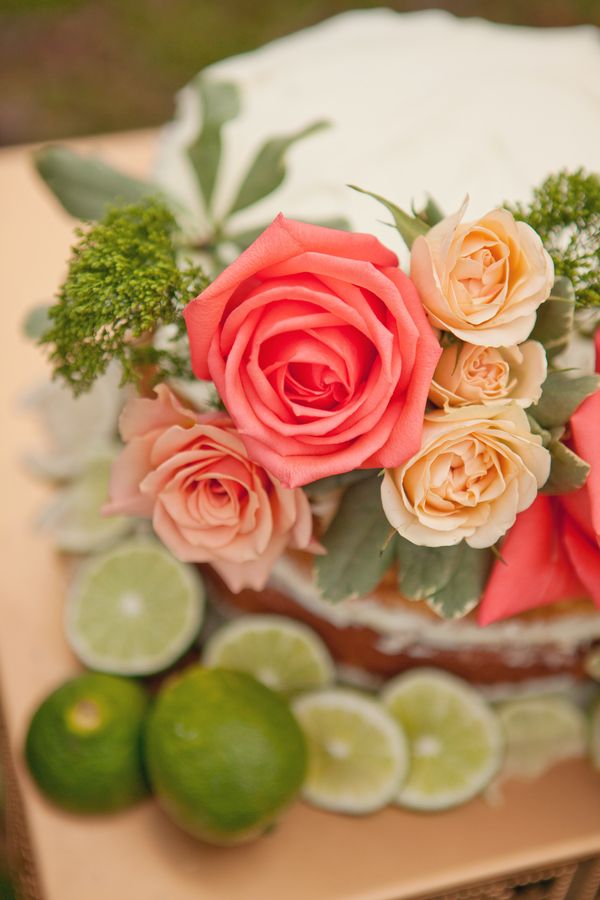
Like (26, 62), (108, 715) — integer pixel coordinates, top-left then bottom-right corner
(496, 695), (586, 781)
(39, 452), (131, 554)
(381, 668), (503, 811)
(203, 615), (335, 694)
(65, 539), (205, 675)
(292, 689), (408, 814)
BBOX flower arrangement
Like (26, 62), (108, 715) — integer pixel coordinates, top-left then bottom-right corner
(30, 78), (600, 630)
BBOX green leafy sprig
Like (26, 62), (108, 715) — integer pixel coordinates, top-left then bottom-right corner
(41, 198), (207, 394)
(507, 169), (600, 308)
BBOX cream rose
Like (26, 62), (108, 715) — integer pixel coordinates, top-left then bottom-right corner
(429, 341), (547, 409)
(410, 201), (554, 346)
(381, 404), (551, 549)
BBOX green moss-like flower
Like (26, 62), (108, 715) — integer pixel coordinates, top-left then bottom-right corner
(41, 199), (208, 394)
(507, 169), (600, 308)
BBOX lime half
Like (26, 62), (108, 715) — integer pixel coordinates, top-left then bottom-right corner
(65, 540), (205, 675)
(39, 452), (131, 554)
(203, 615), (335, 694)
(292, 689), (408, 814)
(497, 695), (586, 781)
(382, 668), (503, 811)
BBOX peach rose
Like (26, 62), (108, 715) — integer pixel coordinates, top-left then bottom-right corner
(103, 385), (314, 592)
(381, 404), (550, 549)
(184, 215), (441, 488)
(429, 340), (547, 409)
(410, 201), (554, 346)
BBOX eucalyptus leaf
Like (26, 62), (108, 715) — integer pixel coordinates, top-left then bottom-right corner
(349, 185), (430, 249)
(396, 538), (491, 620)
(34, 146), (160, 220)
(316, 475), (395, 602)
(23, 304), (51, 340)
(304, 468), (379, 497)
(529, 369), (600, 429)
(228, 120), (329, 216)
(187, 77), (240, 212)
(530, 277), (575, 358)
(542, 439), (590, 494)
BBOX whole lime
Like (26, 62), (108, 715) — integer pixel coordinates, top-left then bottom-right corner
(144, 667), (307, 844)
(25, 673), (149, 813)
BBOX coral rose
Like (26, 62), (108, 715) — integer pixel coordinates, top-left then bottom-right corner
(410, 201), (554, 346)
(184, 215), (441, 488)
(103, 385), (314, 592)
(429, 340), (547, 409)
(381, 403), (550, 549)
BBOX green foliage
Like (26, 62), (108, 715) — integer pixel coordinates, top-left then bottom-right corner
(527, 415), (591, 496)
(187, 77), (240, 214)
(529, 276), (575, 359)
(34, 146), (161, 221)
(315, 475), (395, 603)
(507, 169), (600, 307)
(41, 199), (208, 395)
(396, 538), (492, 619)
(529, 369), (600, 430)
(349, 185), (430, 249)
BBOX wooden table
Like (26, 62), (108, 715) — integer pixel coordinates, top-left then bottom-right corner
(1, 132), (600, 900)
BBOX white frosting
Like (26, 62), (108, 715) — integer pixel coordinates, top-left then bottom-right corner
(154, 8), (600, 261)
(269, 556), (600, 655)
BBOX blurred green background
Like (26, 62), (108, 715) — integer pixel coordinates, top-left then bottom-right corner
(0, 0), (599, 146)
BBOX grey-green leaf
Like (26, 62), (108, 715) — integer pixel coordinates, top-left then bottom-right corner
(542, 439), (591, 494)
(304, 468), (379, 497)
(396, 538), (491, 620)
(529, 369), (600, 429)
(412, 195), (445, 227)
(228, 120), (329, 216)
(349, 185), (430, 249)
(530, 277), (575, 358)
(316, 475), (395, 603)
(34, 146), (159, 220)
(23, 304), (51, 340)
(187, 77), (240, 212)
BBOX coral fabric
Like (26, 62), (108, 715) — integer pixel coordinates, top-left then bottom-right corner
(184, 215), (441, 488)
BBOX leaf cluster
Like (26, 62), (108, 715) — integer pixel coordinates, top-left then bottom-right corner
(41, 199), (208, 394)
(507, 169), (600, 307)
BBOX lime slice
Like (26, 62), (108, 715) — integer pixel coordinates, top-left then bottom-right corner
(381, 668), (503, 811)
(292, 689), (408, 814)
(496, 696), (586, 781)
(39, 452), (132, 554)
(203, 615), (335, 693)
(65, 539), (205, 675)
(590, 697), (600, 771)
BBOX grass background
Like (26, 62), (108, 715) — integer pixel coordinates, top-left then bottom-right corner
(0, 0), (599, 146)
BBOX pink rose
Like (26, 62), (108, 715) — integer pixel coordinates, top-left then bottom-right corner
(184, 215), (441, 488)
(103, 385), (314, 592)
(478, 329), (600, 624)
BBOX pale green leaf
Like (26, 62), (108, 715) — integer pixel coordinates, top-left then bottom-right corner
(412, 195), (445, 227)
(187, 77), (240, 212)
(228, 120), (329, 216)
(316, 475), (395, 602)
(529, 369), (600, 429)
(23, 304), (51, 340)
(349, 185), (430, 249)
(530, 277), (575, 358)
(396, 538), (491, 620)
(542, 439), (590, 494)
(34, 146), (159, 220)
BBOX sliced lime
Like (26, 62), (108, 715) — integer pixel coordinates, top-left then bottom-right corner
(203, 615), (335, 694)
(65, 539), (205, 675)
(292, 689), (408, 814)
(590, 697), (600, 771)
(39, 452), (132, 554)
(497, 695), (586, 781)
(381, 668), (503, 811)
